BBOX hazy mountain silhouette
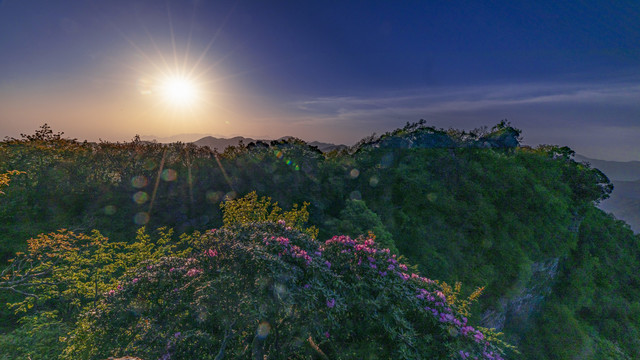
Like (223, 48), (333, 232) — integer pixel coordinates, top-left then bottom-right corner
(599, 179), (640, 233)
(576, 154), (640, 233)
(575, 154), (640, 181)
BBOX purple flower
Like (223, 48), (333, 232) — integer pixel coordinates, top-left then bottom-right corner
(303, 284), (311, 289)
(324, 331), (330, 338)
(461, 326), (474, 336)
(439, 313), (454, 323)
(132, 278), (139, 284)
(474, 331), (485, 342)
(324, 261), (331, 269)
(326, 298), (335, 308)
(174, 332), (181, 338)
(425, 307), (438, 317)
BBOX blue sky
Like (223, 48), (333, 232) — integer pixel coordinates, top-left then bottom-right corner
(1, 0), (639, 160)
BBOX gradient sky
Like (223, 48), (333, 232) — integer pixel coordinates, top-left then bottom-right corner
(1, 0), (639, 160)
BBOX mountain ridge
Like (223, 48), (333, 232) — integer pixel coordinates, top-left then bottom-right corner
(193, 135), (347, 153)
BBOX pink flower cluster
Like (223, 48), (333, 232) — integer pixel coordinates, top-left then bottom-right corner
(205, 248), (218, 257)
(322, 234), (499, 358)
(262, 236), (312, 265)
(186, 268), (203, 277)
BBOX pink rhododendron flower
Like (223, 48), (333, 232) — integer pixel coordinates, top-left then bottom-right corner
(186, 268), (203, 277)
(205, 248), (218, 257)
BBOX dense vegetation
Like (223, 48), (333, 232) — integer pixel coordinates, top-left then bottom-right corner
(0, 121), (636, 359)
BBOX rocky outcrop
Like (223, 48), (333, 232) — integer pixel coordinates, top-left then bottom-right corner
(481, 258), (560, 334)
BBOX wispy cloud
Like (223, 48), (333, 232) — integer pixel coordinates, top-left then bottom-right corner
(291, 81), (640, 121)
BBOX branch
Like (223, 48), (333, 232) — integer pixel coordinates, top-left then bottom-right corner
(2, 286), (39, 299)
(307, 336), (329, 360)
(214, 320), (235, 360)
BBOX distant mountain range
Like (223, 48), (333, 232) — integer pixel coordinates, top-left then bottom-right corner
(575, 154), (640, 182)
(192, 135), (347, 153)
(575, 155), (640, 233)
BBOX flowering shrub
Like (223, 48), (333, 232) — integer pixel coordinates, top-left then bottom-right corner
(63, 221), (511, 359)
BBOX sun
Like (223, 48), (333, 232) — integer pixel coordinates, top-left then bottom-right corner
(159, 75), (199, 107)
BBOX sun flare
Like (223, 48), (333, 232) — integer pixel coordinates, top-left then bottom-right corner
(159, 75), (199, 107)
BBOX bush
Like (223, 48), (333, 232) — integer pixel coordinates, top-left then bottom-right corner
(63, 220), (510, 359)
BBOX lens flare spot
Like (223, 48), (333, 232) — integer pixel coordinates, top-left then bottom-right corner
(143, 159), (157, 171)
(256, 322), (271, 339)
(206, 190), (224, 204)
(274, 283), (288, 300)
(369, 176), (379, 187)
(161, 169), (177, 181)
(349, 190), (362, 201)
(138, 78), (152, 95)
(380, 153), (394, 168)
(104, 205), (117, 215)
(131, 175), (149, 188)
(134, 212), (150, 225)
(133, 191), (149, 204)
(223, 191), (237, 201)
(349, 169), (360, 179)
(427, 193), (438, 202)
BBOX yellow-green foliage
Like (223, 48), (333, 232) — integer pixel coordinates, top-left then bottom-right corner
(1, 227), (197, 314)
(0, 170), (24, 195)
(220, 191), (318, 238)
